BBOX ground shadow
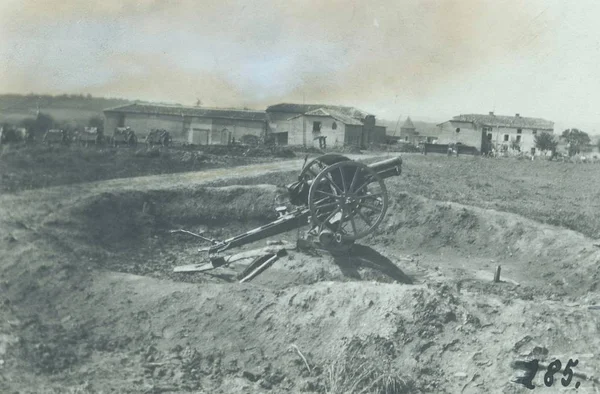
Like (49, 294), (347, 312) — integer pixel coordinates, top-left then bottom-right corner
(331, 243), (413, 284)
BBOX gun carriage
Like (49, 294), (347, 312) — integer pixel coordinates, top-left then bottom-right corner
(174, 154), (403, 274)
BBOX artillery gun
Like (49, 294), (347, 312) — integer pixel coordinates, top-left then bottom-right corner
(173, 154), (403, 274)
(43, 129), (70, 145)
(145, 128), (171, 147)
(111, 127), (137, 147)
(76, 127), (103, 146)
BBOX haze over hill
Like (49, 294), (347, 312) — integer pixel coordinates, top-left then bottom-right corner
(0, 94), (131, 124)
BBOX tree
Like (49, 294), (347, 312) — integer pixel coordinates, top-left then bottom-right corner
(561, 128), (590, 156)
(534, 132), (558, 152)
(55, 120), (79, 133)
(88, 115), (104, 133)
(19, 112), (55, 137)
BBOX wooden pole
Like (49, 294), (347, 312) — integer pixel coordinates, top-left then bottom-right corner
(239, 254), (279, 283)
(303, 114), (307, 148)
(494, 265), (501, 282)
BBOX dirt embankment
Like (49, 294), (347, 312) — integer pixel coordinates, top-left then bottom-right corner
(1, 178), (600, 393)
(377, 192), (600, 296)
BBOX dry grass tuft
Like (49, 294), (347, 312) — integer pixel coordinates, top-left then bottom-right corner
(325, 346), (413, 394)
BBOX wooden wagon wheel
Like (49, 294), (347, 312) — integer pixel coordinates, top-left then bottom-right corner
(299, 154), (350, 182)
(308, 160), (388, 241)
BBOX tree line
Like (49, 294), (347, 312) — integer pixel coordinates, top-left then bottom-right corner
(1, 113), (104, 137)
(534, 128), (595, 156)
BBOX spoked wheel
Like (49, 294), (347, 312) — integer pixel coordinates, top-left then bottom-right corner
(289, 154), (351, 207)
(308, 161), (388, 242)
(299, 154), (350, 183)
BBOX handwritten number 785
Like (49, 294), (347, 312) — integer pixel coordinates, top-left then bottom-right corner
(517, 358), (579, 389)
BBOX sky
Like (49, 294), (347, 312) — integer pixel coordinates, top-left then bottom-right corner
(1, 0), (600, 132)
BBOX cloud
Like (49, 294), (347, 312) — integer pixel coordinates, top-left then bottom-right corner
(0, 0), (553, 112)
(83, 52), (247, 107)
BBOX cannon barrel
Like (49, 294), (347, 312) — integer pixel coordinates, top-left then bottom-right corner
(366, 156), (402, 179)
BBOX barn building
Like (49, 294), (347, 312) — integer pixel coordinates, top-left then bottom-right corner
(436, 112), (554, 154)
(266, 103), (386, 148)
(103, 103), (267, 145)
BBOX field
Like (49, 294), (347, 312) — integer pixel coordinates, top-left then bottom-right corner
(0, 144), (295, 193)
(1, 148), (600, 393)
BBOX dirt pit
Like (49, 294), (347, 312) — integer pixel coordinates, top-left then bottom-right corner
(2, 182), (600, 393)
(36, 184), (413, 289)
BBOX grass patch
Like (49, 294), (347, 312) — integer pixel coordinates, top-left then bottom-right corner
(325, 338), (415, 394)
(390, 153), (600, 238)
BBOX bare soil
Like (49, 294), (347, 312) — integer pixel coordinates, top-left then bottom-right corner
(1, 153), (600, 393)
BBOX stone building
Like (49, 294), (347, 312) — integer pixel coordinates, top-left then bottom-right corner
(399, 117), (418, 143)
(436, 112), (554, 154)
(104, 103), (267, 145)
(266, 103), (386, 148)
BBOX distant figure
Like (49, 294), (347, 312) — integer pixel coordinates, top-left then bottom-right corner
(314, 135), (327, 149)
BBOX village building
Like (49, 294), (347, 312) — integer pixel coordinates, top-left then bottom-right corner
(266, 103), (386, 148)
(399, 117), (418, 144)
(385, 117), (438, 145)
(103, 103), (267, 145)
(436, 112), (554, 154)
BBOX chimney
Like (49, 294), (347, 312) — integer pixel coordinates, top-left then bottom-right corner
(489, 111), (494, 116)
(515, 113), (520, 117)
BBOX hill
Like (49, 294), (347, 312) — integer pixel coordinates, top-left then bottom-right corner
(0, 94), (133, 125)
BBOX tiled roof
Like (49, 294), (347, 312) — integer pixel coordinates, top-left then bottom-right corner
(104, 103), (267, 122)
(451, 114), (553, 130)
(266, 103), (372, 120)
(289, 108), (364, 126)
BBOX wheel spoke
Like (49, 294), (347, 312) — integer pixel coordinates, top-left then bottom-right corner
(339, 166), (347, 192)
(314, 196), (330, 204)
(325, 173), (344, 194)
(350, 216), (358, 235)
(357, 209), (373, 226)
(316, 190), (339, 198)
(314, 201), (339, 210)
(353, 180), (372, 195)
(348, 167), (360, 193)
